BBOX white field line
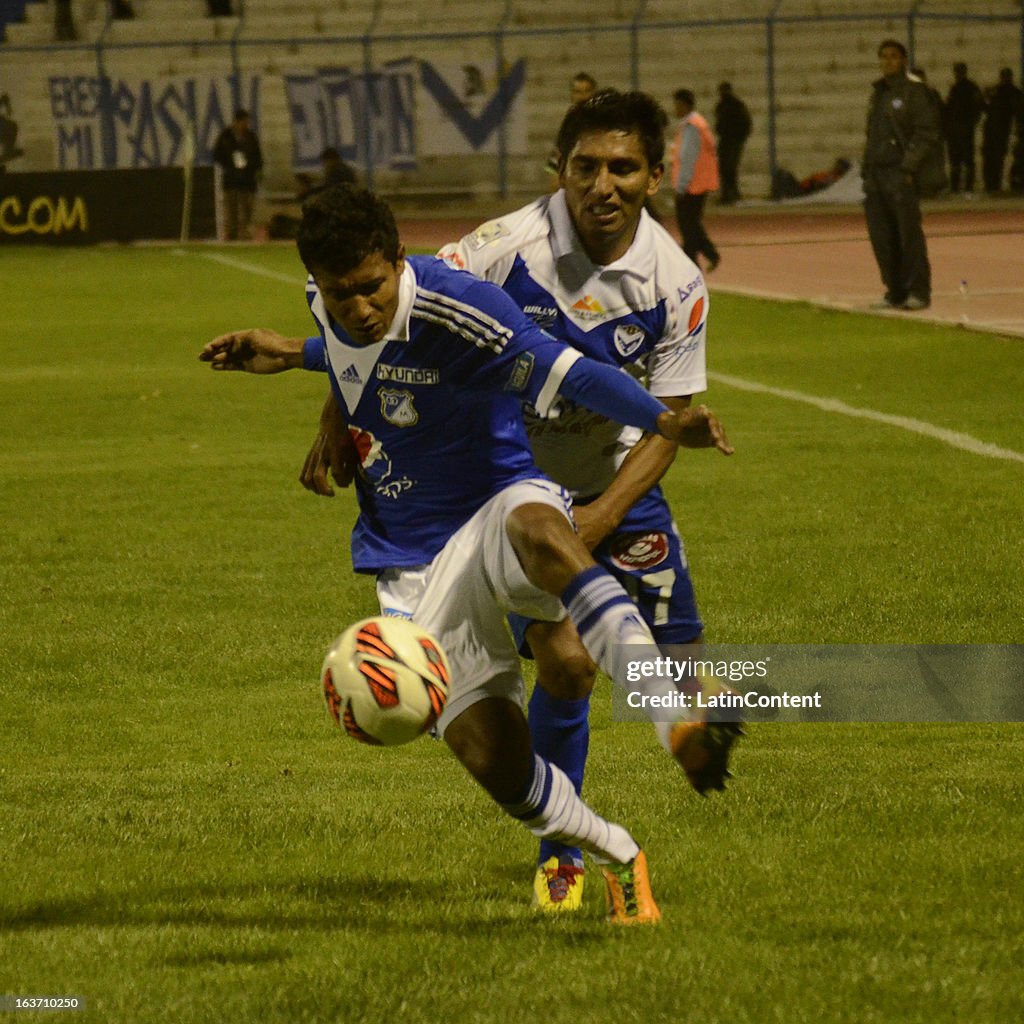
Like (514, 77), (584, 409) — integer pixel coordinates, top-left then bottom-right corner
(709, 371), (1024, 465)
(178, 249), (1023, 464)
(175, 248), (299, 284)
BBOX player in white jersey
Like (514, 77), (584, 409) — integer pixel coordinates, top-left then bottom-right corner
(436, 91), (741, 912)
(200, 184), (733, 923)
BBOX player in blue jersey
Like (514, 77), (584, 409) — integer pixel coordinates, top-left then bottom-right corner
(435, 91), (741, 912)
(200, 184), (732, 924)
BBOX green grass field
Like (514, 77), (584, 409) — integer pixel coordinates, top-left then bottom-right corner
(2, 244), (1022, 1024)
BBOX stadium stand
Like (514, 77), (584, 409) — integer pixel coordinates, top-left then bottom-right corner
(2, 0), (1021, 206)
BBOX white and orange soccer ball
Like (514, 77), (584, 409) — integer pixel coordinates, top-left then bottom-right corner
(321, 617), (451, 746)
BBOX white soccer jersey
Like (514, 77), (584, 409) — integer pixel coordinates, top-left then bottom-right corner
(438, 191), (709, 498)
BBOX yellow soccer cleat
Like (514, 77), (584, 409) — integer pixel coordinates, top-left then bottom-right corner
(533, 856), (585, 913)
(599, 850), (661, 925)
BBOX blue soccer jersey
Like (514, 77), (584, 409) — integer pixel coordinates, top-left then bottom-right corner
(302, 255), (665, 574)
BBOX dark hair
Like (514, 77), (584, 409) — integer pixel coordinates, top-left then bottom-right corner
(233, 108), (249, 121)
(297, 184), (401, 276)
(877, 39), (907, 58)
(555, 89), (668, 170)
(573, 72), (597, 89)
(673, 88), (695, 107)
(320, 146), (340, 161)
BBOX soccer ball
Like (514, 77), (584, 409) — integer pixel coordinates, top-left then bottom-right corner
(321, 616), (451, 746)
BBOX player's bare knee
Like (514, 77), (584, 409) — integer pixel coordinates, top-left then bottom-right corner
(537, 650), (596, 701)
(528, 619), (597, 700)
(506, 503), (588, 594)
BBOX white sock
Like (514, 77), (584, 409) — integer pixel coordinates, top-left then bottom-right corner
(562, 566), (679, 751)
(501, 755), (640, 865)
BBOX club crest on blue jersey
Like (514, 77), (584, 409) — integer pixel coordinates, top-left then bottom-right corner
(378, 388), (419, 427)
(613, 323), (646, 358)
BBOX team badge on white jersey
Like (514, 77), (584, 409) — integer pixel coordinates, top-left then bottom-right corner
(378, 388), (419, 427)
(613, 324), (646, 357)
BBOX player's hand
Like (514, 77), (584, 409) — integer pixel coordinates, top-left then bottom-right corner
(656, 404), (734, 455)
(199, 329), (303, 374)
(299, 393), (357, 496)
(571, 503), (614, 552)
(300, 432), (336, 496)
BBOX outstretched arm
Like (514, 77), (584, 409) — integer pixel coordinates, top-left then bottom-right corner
(573, 396), (688, 551)
(198, 328), (309, 373)
(554, 354), (732, 452)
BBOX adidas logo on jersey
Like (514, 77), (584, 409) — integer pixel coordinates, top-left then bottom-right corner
(338, 363), (362, 386)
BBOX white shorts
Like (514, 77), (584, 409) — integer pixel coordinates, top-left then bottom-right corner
(375, 478), (572, 735)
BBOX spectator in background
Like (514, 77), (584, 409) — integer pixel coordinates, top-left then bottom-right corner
(269, 148), (358, 239)
(944, 62), (985, 194)
(110, 0), (135, 17)
(912, 67), (944, 120)
(569, 72), (598, 108)
(54, 0), (77, 40)
(1011, 94), (1024, 192)
(320, 146), (357, 187)
(213, 108), (263, 241)
(714, 81), (751, 204)
(771, 157), (852, 199)
(0, 94), (24, 170)
(545, 72), (598, 178)
(862, 39), (941, 311)
(981, 68), (1023, 194)
(670, 88), (721, 272)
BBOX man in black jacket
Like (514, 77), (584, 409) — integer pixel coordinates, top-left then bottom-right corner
(945, 62), (985, 194)
(862, 40), (941, 311)
(213, 109), (263, 241)
(714, 81), (752, 204)
(981, 68), (1024, 194)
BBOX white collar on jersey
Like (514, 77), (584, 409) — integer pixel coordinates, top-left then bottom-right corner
(547, 189), (658, 281)
(382, 260), (416, 342)
(307, 260), (415, 346)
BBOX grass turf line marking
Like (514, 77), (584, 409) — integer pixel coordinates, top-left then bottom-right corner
(175, 250), (1023, 463)
(709, 371), (1024, 465)
(175, 249), (299, 285)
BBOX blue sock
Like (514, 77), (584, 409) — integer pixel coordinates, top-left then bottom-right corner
(528, 683), (589, 867)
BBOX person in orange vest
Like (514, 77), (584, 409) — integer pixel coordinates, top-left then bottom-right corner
(670, 89), (721, 271)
